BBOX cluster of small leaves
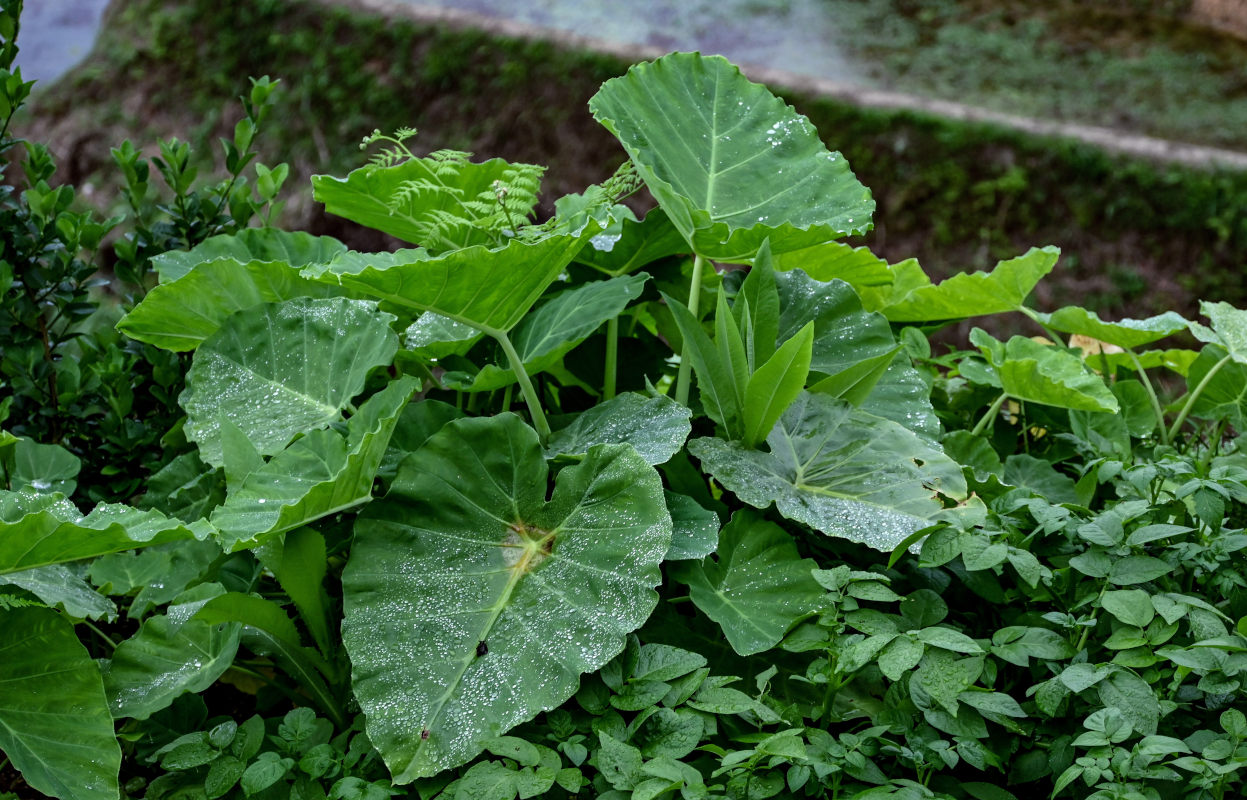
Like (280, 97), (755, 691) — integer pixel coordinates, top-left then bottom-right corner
(137, 709), (388, 800)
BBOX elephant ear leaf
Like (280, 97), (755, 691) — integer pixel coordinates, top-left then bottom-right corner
(180, 297), (398, 468)
(0, 607), (121, 800)
(342, 414), (672, 782)
(590, 52), (873, 262)
(690, 392), (965, 552)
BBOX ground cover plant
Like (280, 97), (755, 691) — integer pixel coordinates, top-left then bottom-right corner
(4, 11), (1247, 800)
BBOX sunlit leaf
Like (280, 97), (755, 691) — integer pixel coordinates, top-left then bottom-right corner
(590, 52), (873, 262)
(181, 297), (398, 467)
(1038, 307), (1189, 350)
(151, 229), (347, 282)
(971, 329), (1118, 413)
(879, 247), (1059, 323)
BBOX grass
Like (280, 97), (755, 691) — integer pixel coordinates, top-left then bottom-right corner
(825, 0), (1247, 151)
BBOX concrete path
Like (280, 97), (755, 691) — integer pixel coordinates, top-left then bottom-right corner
(326, 0), (1247, 171)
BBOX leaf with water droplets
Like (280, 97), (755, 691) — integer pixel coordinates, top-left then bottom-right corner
(181, 297), (398, 468)
(546, 393), (692, 466)
(210, 377), (419, 552)
(0, 564), (117, 621)
(7, 438), (80, 495)
(342, 413), (671, 782)
(590, 53), (874, 263)
(689, 392), (966, 552)
(0, 490), (213, 577)
(151, 229), (348, 282)
(573, 206), (688, 276)
(102, 588), (241, 721)
(670, 510), (822, 655)
(1190, 301), (1247, 364)
(0, 607), (121, 800)
(663, 492), (720, 561)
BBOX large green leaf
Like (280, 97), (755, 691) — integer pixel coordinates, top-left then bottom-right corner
(1191, 301), (1247, 364)
(210, 377), (418, 552)
(1187, 345), (1247, 427)
(774, 271), (897, 386)
(102, 592), (241, 721)
(0, 607), (121, 800)
(450, 274), (649, 391)
(773, 241), (906, 312)
(689, 392), (966, 551)
(670, 510), (822, 655)
(971, 329), (1119, 413)
(0, 491), (212, 576)
(573, 207), (687, 276)
(118, 258), (344, 352)
(546, 393), (692, 466)
(858, 356), (941, 441)
(310, 234), (587, 336)
(181, 297), (398, 467)
(152, 229), (347, 282)
(312, 156), (543, 250)
(1037, 307), (1190, 350)
(342, 413), (671, 781)
(878, 247), (1059, 323)
(590, 52), (873, 262)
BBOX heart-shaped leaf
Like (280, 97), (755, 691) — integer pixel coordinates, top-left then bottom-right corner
(689, 392), (966, 551)
(971, 329), (1119, 413)
(342, 414), (671, 781)
(0, 607), (121, 800)
(547, 393), (692, 466)
(590, 52), (873, 262)
(312, 155), (544, 251)
(573, 207), (687, 276)
(1037, 307), (1189, 350)
(670, 510), (822, 655)
(181, 297), (398, 467)
(209, 377), (417, 551)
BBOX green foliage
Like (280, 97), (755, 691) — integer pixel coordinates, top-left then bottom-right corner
(0, 6), (289, 503)
(8, 33), (1247, 800)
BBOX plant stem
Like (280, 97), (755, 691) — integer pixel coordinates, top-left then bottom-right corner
(971, 392), (1009, 437)
(604, 317), (619, 401)
(1168, 353), (1232, 443)
(84, 621), (118, 650)
(494, 330), (551, 443)
(500, 384), (513, 412)
(1018, 306), (1066, 348)
(675, 253), (706, 406)
(1126, 349), (1169, 446)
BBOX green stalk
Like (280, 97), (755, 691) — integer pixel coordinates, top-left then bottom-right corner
(604, 316), (619, 401)
(675, 253), (706, 406)
(971, 392), (1009, 437)
(1018, 306), (1066, 348)
(1126, 349), (1169, 446)
(1167, 353), (1232, 443)
(494, 330), (551, 443)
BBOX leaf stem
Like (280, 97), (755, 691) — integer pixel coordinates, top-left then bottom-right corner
(1018, 306), (1066, 348)
(494, 330), (551, 443)
(1125, 349), (1169, 446)
(1167, 353), (1232, 443)
(675, 253), (706, 406)
(83, 621), (118, 650)
(971, 392), (1009, 437)
(604, 317), (619, 401)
